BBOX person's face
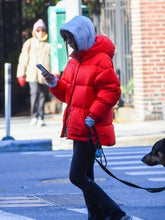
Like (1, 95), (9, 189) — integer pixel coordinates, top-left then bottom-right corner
(35, 27), (46, 40)
(64, 31), (78, 52)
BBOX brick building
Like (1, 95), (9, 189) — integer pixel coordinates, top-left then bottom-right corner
(131, 0), (165, 120)
(100, 0), (165, 121)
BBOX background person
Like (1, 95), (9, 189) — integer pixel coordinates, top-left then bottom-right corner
(41, 16), (143, 220)
(17, 19), (50, 126)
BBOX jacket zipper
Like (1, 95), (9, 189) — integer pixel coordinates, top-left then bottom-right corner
(64, 59), (81, 136)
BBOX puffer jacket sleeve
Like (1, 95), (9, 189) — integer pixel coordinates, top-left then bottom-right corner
(17, 39), (31, 78)
(49, 77), (67, 103)
(88, 60), (121, 122)
(49, 59), (73, 103)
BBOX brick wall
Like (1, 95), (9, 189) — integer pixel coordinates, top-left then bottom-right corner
(131, 0), (165, 120)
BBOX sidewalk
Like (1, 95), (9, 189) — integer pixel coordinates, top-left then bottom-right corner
(0, 114), (165, 151)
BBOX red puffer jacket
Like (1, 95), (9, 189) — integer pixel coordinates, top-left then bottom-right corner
(49, 35), (121, 146)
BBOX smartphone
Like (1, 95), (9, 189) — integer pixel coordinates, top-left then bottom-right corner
(36, 64), (53, 79)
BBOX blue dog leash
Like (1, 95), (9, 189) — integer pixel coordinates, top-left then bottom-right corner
(87, 126), (165, 193)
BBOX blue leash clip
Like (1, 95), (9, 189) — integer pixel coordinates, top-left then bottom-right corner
(95, 148), (102, 158)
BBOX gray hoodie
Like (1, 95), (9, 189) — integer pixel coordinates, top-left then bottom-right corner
(60, 15), (96, 52)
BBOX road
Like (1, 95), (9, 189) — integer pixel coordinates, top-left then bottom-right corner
(0, 146), (164, 220)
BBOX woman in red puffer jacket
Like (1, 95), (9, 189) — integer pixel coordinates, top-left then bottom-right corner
(41, 16), (140, 220)
(50, 27), (120, 147)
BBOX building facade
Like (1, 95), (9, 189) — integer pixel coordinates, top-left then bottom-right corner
(100, 0), (165, 121)
(131, 0), (165, 120)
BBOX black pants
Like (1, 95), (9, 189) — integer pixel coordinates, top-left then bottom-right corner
(69, 141), (126, 220)
(29, 82), (47, 119)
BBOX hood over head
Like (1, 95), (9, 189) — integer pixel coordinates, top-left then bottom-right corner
(60, 16), (96, 52)
(93, 35), (115, 59)
(77, 35), (115, 60)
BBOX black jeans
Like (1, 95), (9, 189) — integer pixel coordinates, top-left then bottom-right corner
(29, 82), (47, 119)
(69, 141), (126, 220)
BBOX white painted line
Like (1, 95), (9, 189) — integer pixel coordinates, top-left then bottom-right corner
(0, 204), (47, 208)
(148, 178), (165, 182)
(105, 151), (148, 155)
(96, 161), (143, 165)
(106, 155), (143, 160)
(1, 200), (44, 204)
(54, 154), (145, 158)
(20, 152), (73, 158)
(0, 196), (50, 208)
(53, 154), (72, 158)
(0, 210), (35, 220)
(111, 165), (163, 170)
(68, 208), (87, 214)
(126, 171), (165, 175)
(0, 196), (30, 200)
(20, 152), (57, 156)
(20, 150), (148, 158)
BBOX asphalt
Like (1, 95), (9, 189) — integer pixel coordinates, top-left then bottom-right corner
(0, 115), (165, 220)
(0, 114), (165, 151)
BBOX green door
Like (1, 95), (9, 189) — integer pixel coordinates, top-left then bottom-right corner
(48, 2), (89, 73)
(48, 6), (67, 73)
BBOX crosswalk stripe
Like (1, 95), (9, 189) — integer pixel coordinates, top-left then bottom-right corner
(111, 165), (162, 170)
(96, 161), (142, 165)
(53, 151), (148, 158)
(53, 154), (72, 158)
(105, 151), (148, 155)
(20, 150), (149, 158)
(0, 196), (50, 208)
(68, 208), (87, 214)
(106, 155), (143, 160)
(148, 178), (165, 182)
(126, 171), (165, 175)
(20, 152), (55, 155)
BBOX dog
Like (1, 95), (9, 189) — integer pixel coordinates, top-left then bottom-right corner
(141, 138), (165, 167)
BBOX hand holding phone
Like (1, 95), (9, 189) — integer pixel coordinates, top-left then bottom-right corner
(36, 64), (53, 79)
(36, 64), (57, 87)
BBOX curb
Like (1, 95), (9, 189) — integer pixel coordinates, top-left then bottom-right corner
(0, 139), (52, 152)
